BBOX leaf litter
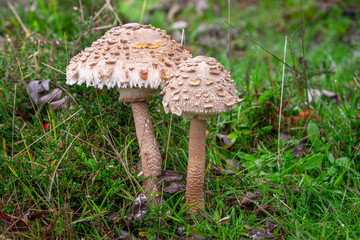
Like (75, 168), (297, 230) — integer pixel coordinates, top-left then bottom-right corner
(26, 79), (72, 111)
(158, 170), (183, 182)
(163, 181), (185, 194)
(127, 193), (148, 221)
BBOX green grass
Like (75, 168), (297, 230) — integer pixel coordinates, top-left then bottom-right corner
(1, 0), (360, 239)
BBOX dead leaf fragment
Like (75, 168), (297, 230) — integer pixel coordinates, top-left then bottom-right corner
(49, 96), (69, 111)
(212, 159), (241, 176)
(307, 88), (341, 104)
(127, 193), (147, 221)
(240, 192), (259, 206)
(27, 81), (41, 104)
(41, 79), (51, 91)
(248, 228), (276, 240)
(0, 211), (19, 223)
(118, 230), (130, 239)
(291, 143), (304, 158)
(158, 170), (183, 182)
(217, 134), (233, 146)
(248, 220), (278, 240)
(163, 181), (185, 194)
(39, 88), (62, 105)
(280, 132), (290, 142)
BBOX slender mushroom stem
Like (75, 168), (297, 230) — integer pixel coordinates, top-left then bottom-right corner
(186, 117), (206, 213)
(131, 101), (162, 204)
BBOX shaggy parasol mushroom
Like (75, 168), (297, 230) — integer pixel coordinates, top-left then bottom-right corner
(66, 23), (191, 201)
(162, 56), (241, 213)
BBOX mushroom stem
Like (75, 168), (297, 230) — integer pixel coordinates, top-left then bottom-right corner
(186, 117), (206, 213)
(131, 101), (162, 204)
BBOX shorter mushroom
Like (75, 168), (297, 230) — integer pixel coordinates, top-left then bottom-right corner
(162, 56), (241, 213)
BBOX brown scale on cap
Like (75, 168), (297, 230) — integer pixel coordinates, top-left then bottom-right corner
(163, 56), (242, 120)
(66, 23), (191, 99)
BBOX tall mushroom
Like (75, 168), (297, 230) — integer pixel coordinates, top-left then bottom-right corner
(162, 56), (241, 212)
(66, 23), (191, 202)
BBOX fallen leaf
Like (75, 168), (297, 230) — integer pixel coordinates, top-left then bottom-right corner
(163, 181), (185, 194)
(0, 211), (19, 223)
(212, 159), (241, 176)
(279, 132), (290, 142)
(248, 219), (278, 240)
(307, 88), (340, 104)
(158, 170), (183, 182)
(240, 192), (259, 206)
(172, 20), (188, 29)
(291, 143), (304, 158)
(27, 81), (41, 105)
(118, 230), (130, 239)
(49, 96), (69, 111)
(41, 79), (51, 91)
(127, 193), (147, 221)
(39, 88), (62, 105)
(217, 134), (232, 145)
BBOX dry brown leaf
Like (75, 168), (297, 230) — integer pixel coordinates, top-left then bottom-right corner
(127, 193), (147, 221)
(163, 181), (185, 194)
(158, 170), (183, 182)
(291, 143), (304, 158)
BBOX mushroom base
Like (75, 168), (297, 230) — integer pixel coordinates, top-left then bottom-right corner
(186, 118), (206, 213)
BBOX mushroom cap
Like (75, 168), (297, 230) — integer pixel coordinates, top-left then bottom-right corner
(66, 23), (191, 102)
(162, 56), (242, 120)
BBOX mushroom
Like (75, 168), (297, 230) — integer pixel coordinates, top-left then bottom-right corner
(162, 56), (241, 213)
(66, 23), (191, 202)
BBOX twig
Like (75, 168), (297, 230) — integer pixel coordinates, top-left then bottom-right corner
(11, 83), (16, 159)
(300, 0), (310, 109)
(41, 62), (65, 75)
(225, 21), (301, 75)
(228, 0), (231, 74)
(140, 0), (147, 24)
(268, 45), (274, 86)
(8, 2), (30, 36)
(277, 36), (288, 169)
(93, 0), (122, 24)
(78, 0), (84, 21)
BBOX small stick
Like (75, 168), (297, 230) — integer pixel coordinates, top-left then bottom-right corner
(8, 2), (30, 36)
(277, 36), (288, 169)
(181, 29), (185, 46)
(228, 0), (231, 74)
(226, 21), (300, 75)
(41, 62), (65, 75)
(140, 0), (147, 24)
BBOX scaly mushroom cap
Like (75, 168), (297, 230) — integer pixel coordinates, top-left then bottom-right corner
(162, 56), (241, 119)
(66, 23), (191, 102)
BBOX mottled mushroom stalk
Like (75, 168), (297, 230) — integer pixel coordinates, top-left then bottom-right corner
(187, 117), (207, 210)
(65, 23), (191, 204)
(130, 101), (162, 193)
(162, 56), (242, 213)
